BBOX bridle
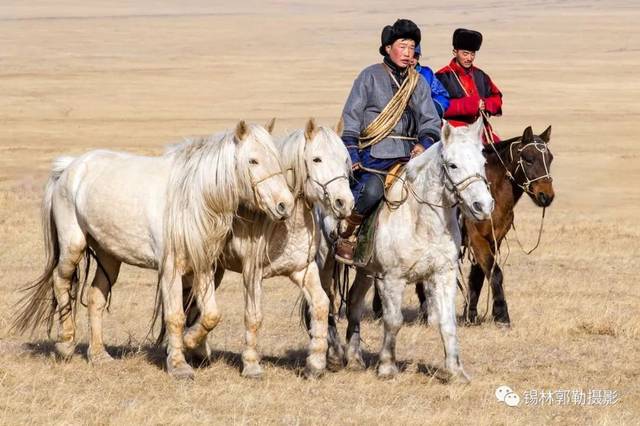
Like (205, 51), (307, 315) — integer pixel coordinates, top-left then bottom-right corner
(304, 159), (349, 215)
(364, 152), (489, 210)
(508, 141), (553, 195)
(249, 169), (287, 211)
(441, 161), (488, 206)
(480, 111), (553, 195)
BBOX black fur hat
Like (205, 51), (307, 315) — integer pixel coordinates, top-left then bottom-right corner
(452, 28), (483, 51)
(379, 19), (421, 56)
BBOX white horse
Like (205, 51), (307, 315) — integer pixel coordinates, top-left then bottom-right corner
(13, 121), (294, 380)
(316, 118), (494, 381)
(175, 119), (354, 378)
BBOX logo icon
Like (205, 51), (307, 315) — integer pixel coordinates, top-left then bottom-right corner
(496, 385), (520, 407)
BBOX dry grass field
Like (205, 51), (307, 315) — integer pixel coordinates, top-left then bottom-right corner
(1, 0), (639, 424)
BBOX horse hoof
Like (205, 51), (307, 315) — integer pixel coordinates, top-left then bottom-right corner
(167, 361), (195, 381)
(241, 363), (264, 380)
(54, 341), (75, 360)
(345, 356), (366, 371)
(327, 355), (344, 372)
(377, 363), (399, 380)
(88, 349), (114, 365)
(303, 365), (325, 380)
(495, 321), (511, 329)
(435, 367), (471, 384)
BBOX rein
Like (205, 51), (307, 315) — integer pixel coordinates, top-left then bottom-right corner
(480, 110), (551, 255)
(359, 154), (488, 211)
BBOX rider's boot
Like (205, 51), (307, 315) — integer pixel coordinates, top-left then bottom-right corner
(335, 212), (364, 265)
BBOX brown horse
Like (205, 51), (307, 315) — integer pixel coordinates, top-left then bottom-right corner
(372, 125), (555, 326)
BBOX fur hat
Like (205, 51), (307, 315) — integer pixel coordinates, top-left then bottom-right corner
(379, 19), (421, 56)
(452, 28), (482, 51)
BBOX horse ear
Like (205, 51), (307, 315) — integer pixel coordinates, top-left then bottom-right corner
(522, 126), (533, 143)
(304, 118), (318, 142)
(539, 125), (552, 143)
(265, 118), (276, 135)
(441, 120), (452, 146)
(335, 117), (344, 136)
(234, 120), (249, 142)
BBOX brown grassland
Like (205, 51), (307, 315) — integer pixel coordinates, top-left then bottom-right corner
(0, 0), (638, 424)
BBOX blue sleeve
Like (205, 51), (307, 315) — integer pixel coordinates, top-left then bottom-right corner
(430, 75), (450, 118)
(342, 136), (360, 165)
(419, 66), (450, 118)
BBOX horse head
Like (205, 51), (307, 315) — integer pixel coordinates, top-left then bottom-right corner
(440, 118), (494, 221)
(234, 120), (295, 221)
(511, 126), (555, 207)
(301, 118), (353, 219)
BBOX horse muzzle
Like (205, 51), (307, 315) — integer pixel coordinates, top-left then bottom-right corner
(469, 198), (494, 221)
(535, 191), (554, 207)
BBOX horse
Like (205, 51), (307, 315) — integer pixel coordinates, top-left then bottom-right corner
(12, 121), (295, 380)
(315, 118), (494, 381)
(371, 125), (555, 327)
(175, 119), (354, 378)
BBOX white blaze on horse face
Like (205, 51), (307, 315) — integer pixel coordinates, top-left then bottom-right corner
(443, 125), (493, 221)
(237, 124), (294, 220)
(305, 128), (354, 219)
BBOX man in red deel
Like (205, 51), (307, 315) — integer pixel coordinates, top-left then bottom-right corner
(436, 28), (502, 143)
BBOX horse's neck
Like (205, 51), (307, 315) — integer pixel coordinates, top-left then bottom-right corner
(383, 164), (453, 237)
(232, 198), (314, 257)
(487, 143), (525, 200)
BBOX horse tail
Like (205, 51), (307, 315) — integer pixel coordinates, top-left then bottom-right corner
(11, 156), (75, 334)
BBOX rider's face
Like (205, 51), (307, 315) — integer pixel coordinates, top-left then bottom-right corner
(454, 49), (476, 68)
(386, 39), (415, 68)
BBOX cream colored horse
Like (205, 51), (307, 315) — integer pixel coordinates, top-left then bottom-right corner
(13, 121), (294, 380)
(317, 119), (494, 381)
(178, 119), (353, 378)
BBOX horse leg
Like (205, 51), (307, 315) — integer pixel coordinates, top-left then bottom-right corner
(52, 222), (87, 360)
(489, 263), (510, 326)
(376, 276), (405, 379)
(471, 238), (511, 326)
(182, 269), (221, 363)
(317, 256), (344, 372)
(240, 268), (265, 379)
(159, 261), (193, 380)
(463, 264), (485, 325)
(344, 269), (372, 370)
(372, 283), (383, 320)
(87, 248), (121, 364)
(431, 267), (470, 383)
(416, 281), (429, 323)
(291, 262), (329, 379)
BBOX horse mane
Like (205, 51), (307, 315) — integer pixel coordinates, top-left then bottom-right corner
(162, 130), (241, 277)
(405, 141), (442, 183)
(276, 129), (307, 196)
(484, 136), (520, 156)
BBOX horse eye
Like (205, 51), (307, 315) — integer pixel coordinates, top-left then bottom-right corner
(312, 157), (322, 163)
(449, 163), (458, 169)
(249, 159), (259, 165)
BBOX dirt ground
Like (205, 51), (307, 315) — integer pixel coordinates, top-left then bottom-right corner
(0, 0), (638, 424)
